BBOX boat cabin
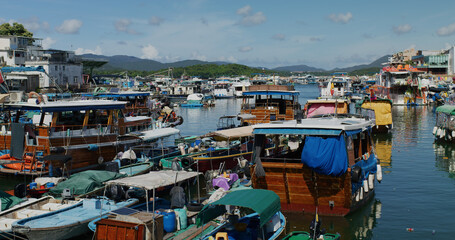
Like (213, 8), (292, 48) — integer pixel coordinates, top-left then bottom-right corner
(304, 99), (349, 118)
(241, 85), (300, 125)
(250, 116), (379, 216)
(0, 100), (152, 175)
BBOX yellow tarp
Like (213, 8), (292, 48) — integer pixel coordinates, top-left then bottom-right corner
(362, 101), (392, 125)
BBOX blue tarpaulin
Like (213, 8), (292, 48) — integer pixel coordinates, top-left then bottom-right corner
(1, 66), (45, 73)
(301, 135), (348, 176)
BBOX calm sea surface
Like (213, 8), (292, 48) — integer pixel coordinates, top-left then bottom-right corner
(2, 84), (455, 239)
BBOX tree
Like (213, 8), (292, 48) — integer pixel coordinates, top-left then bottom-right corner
(0, 23), (33, 38)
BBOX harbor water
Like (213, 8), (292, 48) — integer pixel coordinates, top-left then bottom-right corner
(1, 84), (454, 239)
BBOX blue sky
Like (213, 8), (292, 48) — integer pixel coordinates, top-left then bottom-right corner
(3, 0), (455, 69)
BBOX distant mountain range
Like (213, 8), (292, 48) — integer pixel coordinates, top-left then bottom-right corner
(80, 54), (230, 71)
(80, 54), (390, 73)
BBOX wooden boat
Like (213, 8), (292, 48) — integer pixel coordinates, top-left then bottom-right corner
(12, 198), (138, 240)
(0, 99), (174, 176)
(194, 189), (286, 240)
(0, 196), (81, 239)
(250, 115), (382, 216)
(304, 99), (349, 118)
(161, 126), (266, 173)
(356, 98), (393, 133)
(240, 85), (300, 125)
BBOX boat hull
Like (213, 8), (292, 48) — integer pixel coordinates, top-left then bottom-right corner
(16, 221), (90, 240)
(251, 162), (374, 216)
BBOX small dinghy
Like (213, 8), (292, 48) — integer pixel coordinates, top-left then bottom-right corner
(12, 198), (138, 240)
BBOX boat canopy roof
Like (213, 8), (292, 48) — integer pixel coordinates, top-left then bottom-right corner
(105, 170), (200, 190)
(5, 100), (127, 112)
(138, 128), (180, 141)
(253, 117), (373, 136)
(82, 91), (151, 98)
(196, 189), (280, 227)
(307, 99), (349, 104)
(208, 126), (253, 140)
(436, 105), (455, 115)
(242, 90), (299, 96)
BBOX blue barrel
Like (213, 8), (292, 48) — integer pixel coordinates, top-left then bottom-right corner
(46, 182), (55, 188)
(163, 211), (176, 232)
(29, 182), (37, 189)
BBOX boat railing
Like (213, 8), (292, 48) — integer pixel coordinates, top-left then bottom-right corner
(48, 124), (117, 137)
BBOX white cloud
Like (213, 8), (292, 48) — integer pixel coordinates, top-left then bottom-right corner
(190, 51), (207, 61)
(115, 19), (138, 34)
(20, 17), (50, 33)
(238, 46), (252, 52)
(0, 18), (4, 23)
(437, 23), (455, 36)
(393, 24), (412, 35)
(56, 19), (82, 34)
(237, 5), (251, 16)
(42, 37), (56, 49)
(240, 12), (266, 26)
(148, 16), (164, 26)
(141, 44), (159, 59)
(218, 56), (238, 63)
(236, 6), (266, 26)
(75, 46), (102, 55)
(328, 12), (352, 24)
(272, 34), (285, 41)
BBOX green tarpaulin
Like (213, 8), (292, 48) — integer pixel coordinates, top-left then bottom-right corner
(436, 105), (455, 115)
(49, 170), (126, 196)
(0, 190), (24, 211)
(196, 189), (280, 227)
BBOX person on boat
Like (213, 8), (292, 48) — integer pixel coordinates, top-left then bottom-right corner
(170, 182), (186, 209)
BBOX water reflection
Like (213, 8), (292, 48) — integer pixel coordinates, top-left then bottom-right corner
(373, 134), (393, 174)
(283, 198), (382, 240)
(433, 141), (455, 178)
(392, 106), (431, 146)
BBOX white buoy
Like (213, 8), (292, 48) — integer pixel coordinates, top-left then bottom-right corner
(376, 164), (383, 182)
(0, 126), (5, 135)
(369, 173), (375, 190)
(452, 131), (455, 138)
(433, 126), (438, 135)
(440, 129), (446, 138)
(363, 179), (369, 193)
(436, 128), (442, 138)
(355, 189), (360, 202)
(359, 187), (364, 200)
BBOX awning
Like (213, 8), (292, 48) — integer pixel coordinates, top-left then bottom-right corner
(436, 105), (455, 115)
(196, 189), (280, 227)
(139, 128), (180, 141)
(105, 170), (200, 190)
(253, 128), (342, 136)
(237, 114), (256, 120)
(243, 91), (299, 96)
(211, 126), (253, 140)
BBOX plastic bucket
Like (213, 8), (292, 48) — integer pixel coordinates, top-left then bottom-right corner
(163, 210), (176, 232)
(29, 182), (37, 189)
(46, 182), (55, 188)
(174, 208), (187, 229)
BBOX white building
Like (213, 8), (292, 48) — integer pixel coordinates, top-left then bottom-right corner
(0, 35), (83, 90)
